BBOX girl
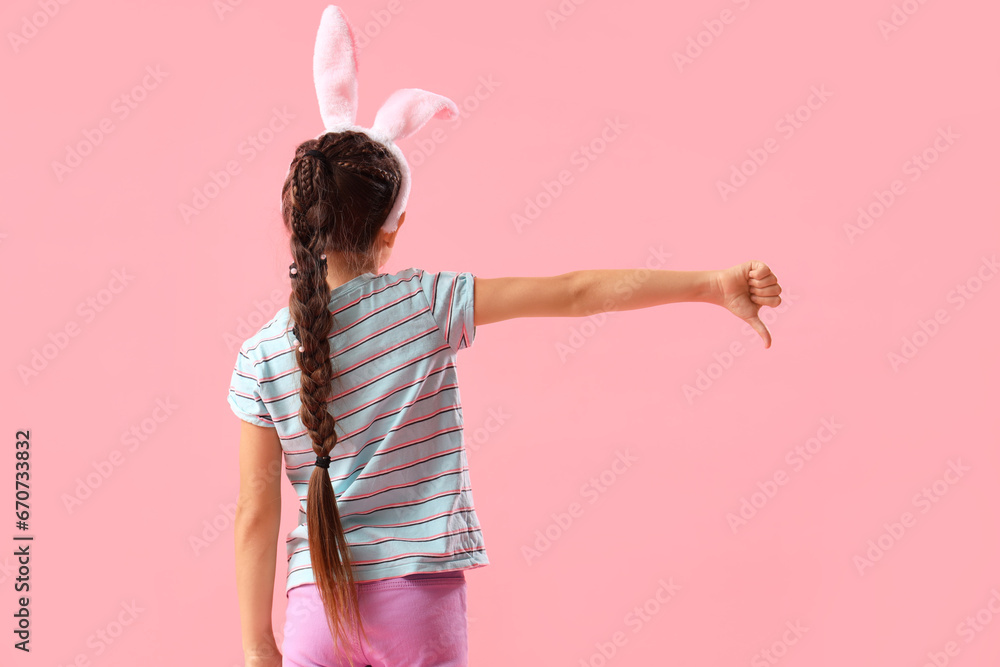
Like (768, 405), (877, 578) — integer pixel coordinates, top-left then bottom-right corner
(228, 7), (781, 667)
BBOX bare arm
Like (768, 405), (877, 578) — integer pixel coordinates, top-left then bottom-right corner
(473, 272), (580, 326)
(473, 270), (719, 325)
(574, 269), (721, 315)
(234, 420), (284, 662)
(473, 261), (782, 346)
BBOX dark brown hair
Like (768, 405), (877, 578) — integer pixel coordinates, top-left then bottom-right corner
(281, 130), (401, 662)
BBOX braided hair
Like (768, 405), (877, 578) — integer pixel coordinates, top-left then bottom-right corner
(281, 130), (401, 662)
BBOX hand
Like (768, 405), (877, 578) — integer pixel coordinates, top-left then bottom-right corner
(714, 260), (782, 348)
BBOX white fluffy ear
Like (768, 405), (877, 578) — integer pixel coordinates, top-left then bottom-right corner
(302, 6), (461, 233)
(313, 5), (359, 130)
(371, 88), (459, 143)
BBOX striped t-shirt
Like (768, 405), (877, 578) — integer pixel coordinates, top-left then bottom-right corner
(227, 267), (488, 590)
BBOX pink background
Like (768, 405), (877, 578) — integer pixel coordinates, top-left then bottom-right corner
(2, 0), (999, 665)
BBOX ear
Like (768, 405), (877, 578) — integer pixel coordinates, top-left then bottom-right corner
(313, 5), (360, 131)
(370, 88), (459, 143)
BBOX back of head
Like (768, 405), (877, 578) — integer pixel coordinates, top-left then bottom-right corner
(282, 129), (402, 277)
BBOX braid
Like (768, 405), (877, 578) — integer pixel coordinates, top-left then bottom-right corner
(335, 160), (399, 186)
(279, 129), (403, 665)
(292, 159), (316, 208)
(288, 141), (338, 465)
(291, 251), (336, 455)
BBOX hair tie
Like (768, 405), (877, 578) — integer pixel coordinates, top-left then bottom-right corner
(315, 454), (331, 469)
(304, 149), (326, 160)
(288, 254), (327, 280)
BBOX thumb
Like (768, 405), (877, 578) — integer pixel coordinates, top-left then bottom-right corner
(746, 314), (772, 349)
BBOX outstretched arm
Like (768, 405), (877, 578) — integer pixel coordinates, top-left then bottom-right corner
(474, 261), (782, 347)
(574, 268), (719, 313)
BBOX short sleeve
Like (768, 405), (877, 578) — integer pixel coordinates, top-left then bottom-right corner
(417, 270), (476, 352)
(227, 348), (276, 428)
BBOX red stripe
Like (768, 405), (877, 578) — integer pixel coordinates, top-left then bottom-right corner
(281, 371), (459, 455)
(337, 467), (466, 502)
(287, 543), (483, 570)
(286, 424), (463, 474)
(354, 421), (463, 462)
(344, 506), (477, 532)
(290, 486), (474, 521)
(330, 326), (439, 380)
(262, 320), (435, 403)
(284, 506), (476, 557)
(282, 497), (474, 547)
(286, 518), (479, 559)
(352, 527), (478, 547)
(245, 273), (421, 355)
(232, 368), (256, 383)
(285, 418), (461, 472)
(340, 487), (472, 519)
(272, 349), (452, 429)
(355, 444), (464, 480)
(258, 302), (430, 375)
(352, 545), (482, 566)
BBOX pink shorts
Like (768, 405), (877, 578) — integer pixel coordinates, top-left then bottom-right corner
(282, 570), (468, 667)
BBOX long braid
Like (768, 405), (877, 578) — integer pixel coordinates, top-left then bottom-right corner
(285, 140), (363, 666)
(281, 130), (400, 665)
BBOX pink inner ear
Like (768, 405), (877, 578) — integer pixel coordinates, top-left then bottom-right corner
(313, 5), (360, 130)
(372, 88), (459, 143)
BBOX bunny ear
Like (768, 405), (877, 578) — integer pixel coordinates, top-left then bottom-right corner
(313, 5), (360, 131)
(370, 88), (459, 143)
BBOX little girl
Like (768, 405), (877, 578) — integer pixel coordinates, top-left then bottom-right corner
(228, 7), (782, 667)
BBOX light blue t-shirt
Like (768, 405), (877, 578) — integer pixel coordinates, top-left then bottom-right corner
(227, 267), (488, 590)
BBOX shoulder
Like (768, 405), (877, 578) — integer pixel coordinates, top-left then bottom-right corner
(385, 266), (423, 281)
(393, 267), (471, 285)
(366, 267), (426, 294)
(379, 268), (471, 298)
(236, 306), (291, 362)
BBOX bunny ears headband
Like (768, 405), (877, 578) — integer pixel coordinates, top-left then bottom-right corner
(283, 5), (460, 234)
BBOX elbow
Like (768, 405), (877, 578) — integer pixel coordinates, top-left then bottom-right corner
(234, 504), (280, 539)
(568, 271), (596, 318)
